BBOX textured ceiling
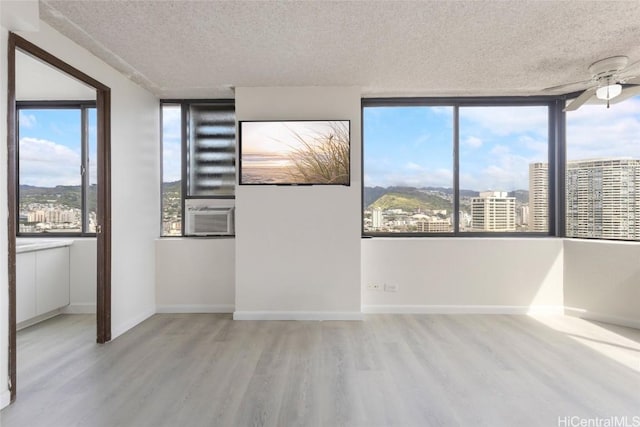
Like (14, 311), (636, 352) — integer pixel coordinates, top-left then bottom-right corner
(40, 0), (640, 99)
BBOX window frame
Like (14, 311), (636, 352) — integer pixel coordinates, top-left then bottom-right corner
(16, 100), (97, 237)
(160, 99), (236, 238)
(361, 96), (565, 238)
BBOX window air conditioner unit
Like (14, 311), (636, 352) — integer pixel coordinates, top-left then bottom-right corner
(185, 205), (234, 236)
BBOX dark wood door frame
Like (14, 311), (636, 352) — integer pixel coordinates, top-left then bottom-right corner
(6, 33), (112, 403)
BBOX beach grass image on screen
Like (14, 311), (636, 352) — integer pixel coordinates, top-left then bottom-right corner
(239, 120), (350, 185)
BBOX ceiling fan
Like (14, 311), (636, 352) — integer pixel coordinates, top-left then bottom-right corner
(543, 56), (640, 111)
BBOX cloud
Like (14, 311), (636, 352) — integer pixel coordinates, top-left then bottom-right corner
(566, 98), (640, 160)
(162, 105), (182, 142)
(405, 162), (423, 171)
(490, 144), (510, 156)
(460, 106), (548, 137)
(162, 140), (182, 182)
(461, 142), (533, 190)
(161, 105), (183, 182)
(413, 133), (430, 147)
(19, 111), (37, 128)
(19, 137), (81, 187)
(366, 160), (453, 188)
(463, 136), (483, 148)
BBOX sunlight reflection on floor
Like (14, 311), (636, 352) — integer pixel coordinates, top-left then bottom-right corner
(530, 314), (640, 372)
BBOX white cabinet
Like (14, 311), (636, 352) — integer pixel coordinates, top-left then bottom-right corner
(16, 252), (36, 323)
(16, 246), (70, 325)
(36, 247), (71, 314)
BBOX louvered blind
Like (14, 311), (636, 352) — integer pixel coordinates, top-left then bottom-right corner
(187, 104), (235, 196)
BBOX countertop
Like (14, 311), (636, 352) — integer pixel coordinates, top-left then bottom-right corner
(16, 239), (74, 254)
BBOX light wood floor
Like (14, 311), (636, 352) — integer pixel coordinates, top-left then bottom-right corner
(1, 314), (639, 427)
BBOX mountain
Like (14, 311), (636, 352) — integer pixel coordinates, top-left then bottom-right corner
(508, 189), (529, 204)
(162, 180), (181, 193)
(369, 192), (452, 213)
(19, 184), (96, 210)
(364, 186), (529, 214)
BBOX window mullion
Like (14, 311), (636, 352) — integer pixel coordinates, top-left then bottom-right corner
(453, 105), (460, 235)
(180, 102), (188, 236)
(81, 106), (88, 234)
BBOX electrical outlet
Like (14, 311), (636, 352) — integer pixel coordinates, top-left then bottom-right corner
(367, 283), (381, 291)
(384, 283), (399, 292)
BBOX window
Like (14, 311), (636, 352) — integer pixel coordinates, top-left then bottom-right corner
(459, 106), (549, 233)
(566, 95), (640, 240)
(363, 106), (454, 233)
(161, 100), (235, 236)
(17, 102), (97, 235)
(161, 104), (182, 236)
(363, 99), (553, 236)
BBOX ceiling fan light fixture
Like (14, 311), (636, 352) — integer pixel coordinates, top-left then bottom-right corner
(596, 83), (622, 100)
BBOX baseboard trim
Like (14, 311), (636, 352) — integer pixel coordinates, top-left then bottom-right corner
(362, 305), (565, 315)
(17, 308), (64, 330)
(233, 311), (364, 321)
(156, 304), (234, 314)
(62, 303), (97, 314)
(111, 308), (155, 340)
(1, 389), (10, 409)
(564, 307), (640, 330)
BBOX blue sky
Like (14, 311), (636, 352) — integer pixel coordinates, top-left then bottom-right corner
(364, 105), (548, 191)
(162, 105), (182, 182)
(364, 97), (640, 191)
(21, 97), (640, 190)
(19, 108), (96, 187)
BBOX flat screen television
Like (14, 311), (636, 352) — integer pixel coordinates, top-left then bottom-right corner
(239, 120), (350, 186)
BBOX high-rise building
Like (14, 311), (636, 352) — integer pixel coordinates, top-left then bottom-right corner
(471, 191), (516, 231)
(372, 208), (384, 230)
(416, 218), (451, 232)
(529, 162), (548, 231)
(566, 158), (640, 239)
(519, 205), (530, 226)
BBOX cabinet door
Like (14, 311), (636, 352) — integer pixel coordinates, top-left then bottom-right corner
(36, 247), (70, 315)
(16, 252), (37, 323)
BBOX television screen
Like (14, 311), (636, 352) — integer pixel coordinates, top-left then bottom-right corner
(239, 120), (350, 185)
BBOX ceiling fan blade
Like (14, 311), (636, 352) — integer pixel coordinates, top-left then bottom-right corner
(543, 79), (593, 94)
(619, 58), (640, 78)
(563, 87), (596, 112)
(612, 85), (640, 104)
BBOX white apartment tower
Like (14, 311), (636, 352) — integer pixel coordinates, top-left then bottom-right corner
(371, 208), (384, 230)
(566, 158), (640, 239)
(529, 162), (548, 232)
(471, 191), (516, 232)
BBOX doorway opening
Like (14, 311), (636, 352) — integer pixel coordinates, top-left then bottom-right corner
(7, 33), (111, 403)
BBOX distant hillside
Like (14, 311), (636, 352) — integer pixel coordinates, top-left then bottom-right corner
(369, 192), (452, 213)
(162, 180), (181, 193)
(19, 184), (96, 210)
(423, 186), (478, 198)
(364, 185), (528, 214)
(508, 189), (529, 204)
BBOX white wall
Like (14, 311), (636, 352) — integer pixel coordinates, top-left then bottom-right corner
(234, 87), (362, 320)
(156, 239), (235, 312)
(362, 238), (564, 313)
(14, 22), (159, 338)
(64, 238), (97, 313)
(564, 239), (640, 329)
